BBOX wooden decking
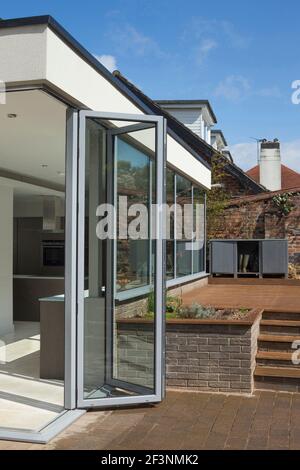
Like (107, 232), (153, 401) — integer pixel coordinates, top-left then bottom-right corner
(182, 281), (300, 310)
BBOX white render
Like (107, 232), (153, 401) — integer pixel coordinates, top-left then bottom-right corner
(0, 186), (13, 336)
(259, 142), (282, 191)
(211, 130), (227, 152)
(0, 24), (211, 189)
(157, 102), (215, 145)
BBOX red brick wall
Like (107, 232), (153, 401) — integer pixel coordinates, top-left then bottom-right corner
(221, 172), (257, 198)
(214, 194), (300, 266)
(214, 166), (259, 198)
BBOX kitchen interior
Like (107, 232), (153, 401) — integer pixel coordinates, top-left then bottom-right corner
(0, 89), (67, 431)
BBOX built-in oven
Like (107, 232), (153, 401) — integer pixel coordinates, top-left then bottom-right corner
(42, 240), (65, 267)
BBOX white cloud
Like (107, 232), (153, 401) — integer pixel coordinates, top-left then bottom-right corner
(214, 76), (282, 102)
(230, 140), (300, 173)
(214, 75), (251, 102)
(256, 86), (282, 98)
(106, 24), (164, 58)
(94, 54), (117, 72)
(281, 140), (300, 171)
(196, 38), (217, 64)
(229, 142), (257, 170)
(221, 20), (251, 48)
(182, 18), (250, 50)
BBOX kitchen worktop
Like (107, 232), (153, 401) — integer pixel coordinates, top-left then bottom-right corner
(14, 275), (65, 280)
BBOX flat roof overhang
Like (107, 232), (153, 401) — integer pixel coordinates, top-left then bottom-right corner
(0, 15), (211, 189)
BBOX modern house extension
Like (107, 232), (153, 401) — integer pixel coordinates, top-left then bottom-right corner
(0, 15), (211, 442)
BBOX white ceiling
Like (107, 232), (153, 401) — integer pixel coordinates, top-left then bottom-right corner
(0, 89), (67, 197)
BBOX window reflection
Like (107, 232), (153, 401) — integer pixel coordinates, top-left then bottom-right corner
(176, 174), (192, 277)
(166, 169), (175, 279)
(166, 169), (206, 281)
(116, 137), (151, 292)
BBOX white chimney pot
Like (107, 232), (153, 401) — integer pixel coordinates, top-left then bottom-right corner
(259, 140), (281, 191)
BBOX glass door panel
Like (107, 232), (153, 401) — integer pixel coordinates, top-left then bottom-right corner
(77, 112), (165, 408)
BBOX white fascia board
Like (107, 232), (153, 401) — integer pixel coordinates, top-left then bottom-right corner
(0, 24), (47, 83)
(45, 28), (141, 114)
(167, 136), (211, 189)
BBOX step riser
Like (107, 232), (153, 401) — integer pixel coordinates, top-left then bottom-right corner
(260, 325), (300, 335)
(262, 312), (300, 321)
(255, 376), (300, 393)
(256, 358), (299, 367)
(258, 341), (297, 352)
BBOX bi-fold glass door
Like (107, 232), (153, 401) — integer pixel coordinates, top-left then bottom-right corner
(77, 111), (166, 408)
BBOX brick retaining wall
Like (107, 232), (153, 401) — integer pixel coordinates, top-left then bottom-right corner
(166, 317), (260, 394)
(117, 311), (261, 395)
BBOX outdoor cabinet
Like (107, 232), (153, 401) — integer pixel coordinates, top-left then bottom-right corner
(210, 241), (236, 275)
(210, 239), (288, 278)
(261, 240), (288, 275)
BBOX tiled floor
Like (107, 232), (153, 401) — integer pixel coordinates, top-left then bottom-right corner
(2, 390), (300, 450)
(0, 322), (64, 430)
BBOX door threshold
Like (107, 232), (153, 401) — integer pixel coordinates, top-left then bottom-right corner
(0, 409), (86, 444)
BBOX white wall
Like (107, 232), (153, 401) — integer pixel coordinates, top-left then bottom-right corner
(166, 109), (203, 138)
(0, 186), (13, 336)
(0, 25), (47, 83)
(167, 137), (211, 188)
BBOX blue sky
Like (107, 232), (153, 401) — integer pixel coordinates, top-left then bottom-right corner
(1, 0), (300, 171)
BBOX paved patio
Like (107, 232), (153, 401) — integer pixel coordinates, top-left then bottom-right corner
(1, 390), (300, 450)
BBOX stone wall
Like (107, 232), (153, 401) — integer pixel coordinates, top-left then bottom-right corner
(117, 313), (261, 395)
(214, 191), (300, 268)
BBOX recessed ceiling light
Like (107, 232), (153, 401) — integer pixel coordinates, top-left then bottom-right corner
(7, 113), (17, 118)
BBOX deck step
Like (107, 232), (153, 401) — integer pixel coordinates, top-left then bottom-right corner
(261, 320), (300, 327)
(255, 366), (300, 379)
(258, 334), (300, 343)
(256, 351), (294, 361)
(262, 310), (300, 321)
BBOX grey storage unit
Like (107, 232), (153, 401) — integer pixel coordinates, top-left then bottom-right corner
(210, 239), (288, 278)
(210, 241), (236, 275)
(261, 240), (288, 275)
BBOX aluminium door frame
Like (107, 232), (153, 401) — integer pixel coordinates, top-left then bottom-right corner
(105, 126), (155, 397)
(76, 110), (166, 409)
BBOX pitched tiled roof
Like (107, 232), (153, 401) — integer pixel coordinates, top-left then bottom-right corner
(246, 164), (300, 190)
